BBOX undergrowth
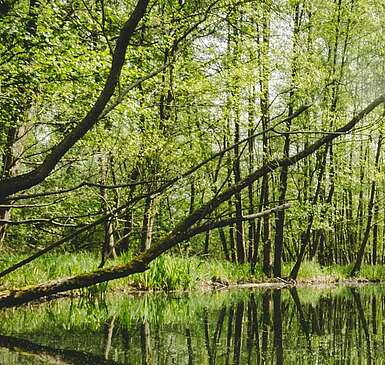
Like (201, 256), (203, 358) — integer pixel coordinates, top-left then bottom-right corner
(0, 251), (384, 294)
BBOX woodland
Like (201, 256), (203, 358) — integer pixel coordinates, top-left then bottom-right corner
(0, 0), (385, 306)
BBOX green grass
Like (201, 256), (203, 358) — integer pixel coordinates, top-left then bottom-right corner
(128, 254), (260, 290)
(1, 251), (385, 295)
(0, 251), (258, 292)
(0, 251), (99, 290)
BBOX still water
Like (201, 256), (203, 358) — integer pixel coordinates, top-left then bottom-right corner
(0, 285), (384, 364)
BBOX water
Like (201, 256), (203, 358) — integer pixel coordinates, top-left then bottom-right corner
(0, 284), (384, 364)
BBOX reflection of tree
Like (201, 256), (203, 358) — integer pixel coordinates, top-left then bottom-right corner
(121, 324), (131, 364)
(140, 320), (152, 365)
(273, 290), (283, 365)
(246, 294), (257, 365)
(233, 301), (244, 365)
(225, 304), (234, 365)
(351, 288), (372, 364)
(203, 305), (228, 364)
(186, 328), (193, 365)
(261, 291), (270, 362)
(0, 333), (125, 365)
(104, 316), (116, 360)
(250, 294), (261, 364)
(3, 287), (384, 364)
(203, 308), (215, 365)
(290, 287), (312, 351)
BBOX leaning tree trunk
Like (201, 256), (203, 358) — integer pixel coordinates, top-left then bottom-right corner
(0, 96), (383, 307)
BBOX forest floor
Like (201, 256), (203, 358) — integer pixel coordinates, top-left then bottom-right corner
(0, 251), (383, 297)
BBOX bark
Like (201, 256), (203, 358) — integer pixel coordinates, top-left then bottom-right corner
(234, 118), (245, 262)
(118, 166), (140, 253)
(203, 229), (210, 255)
(350, 135), (382, 276)
(226, 135), (236, 262)
(232, 17), (245, 263)
(0, 95), (383, 307)
(247, 90), (256, 263)
(0, 125), (28, 243)
(273, 129), (290, 277)
(372, 201), (379, 265)
(219, 227), (230, 260)
(290, 148), (328, 280)
(0, 0), (39, 242)
(141, 196), (156, 252)
(274, 1), (301, 277)
(259, 2), (272, 276)
(99, 155), (116, 268)
(0, 0), (149, 200)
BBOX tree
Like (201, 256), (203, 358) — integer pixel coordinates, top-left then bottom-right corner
(0, 92), (383, 307)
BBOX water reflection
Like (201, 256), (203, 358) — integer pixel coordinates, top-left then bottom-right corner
(0, 285), (385, 364)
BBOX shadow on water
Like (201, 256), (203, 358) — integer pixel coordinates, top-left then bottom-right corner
(0, 285), (385, 364)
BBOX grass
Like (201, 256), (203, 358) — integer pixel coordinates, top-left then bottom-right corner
(1, 251), (385, 295)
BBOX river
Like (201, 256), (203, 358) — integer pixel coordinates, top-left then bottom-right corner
(0, 284), (383, 364)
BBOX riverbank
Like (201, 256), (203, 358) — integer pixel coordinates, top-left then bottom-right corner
(0, 251), (384, 296)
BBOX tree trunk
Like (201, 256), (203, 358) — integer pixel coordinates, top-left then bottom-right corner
(259, 2), (272, 276)
(372, 201), (379, 265)
(247, 86), (256, 263)
(141, 196), (156, 252)
(0, 96), (383, 307)
(351, 135), (382, 276)
(0, 125), (28, 244)
(273, 0), (301, 278)
(99, 155), (116, 268)
(0, 0), (149, 200)
(290, 148), (328, 280)
(0, 0), (40, 243)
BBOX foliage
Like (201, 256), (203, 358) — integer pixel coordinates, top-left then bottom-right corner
(1, 0), (385, 295)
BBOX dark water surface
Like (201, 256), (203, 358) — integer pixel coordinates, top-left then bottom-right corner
(0, 284), (384, 364)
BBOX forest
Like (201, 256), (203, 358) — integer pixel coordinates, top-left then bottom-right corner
(1, 0), (385, 307)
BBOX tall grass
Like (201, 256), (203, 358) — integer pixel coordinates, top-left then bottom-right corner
(1, 251), (385, 295)
(128, 254), (258, 290)
(0, 251), (99, 289)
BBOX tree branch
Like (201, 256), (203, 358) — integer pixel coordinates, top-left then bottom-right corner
(0, 0), (150, 200)
(0, 94), (383, 307)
